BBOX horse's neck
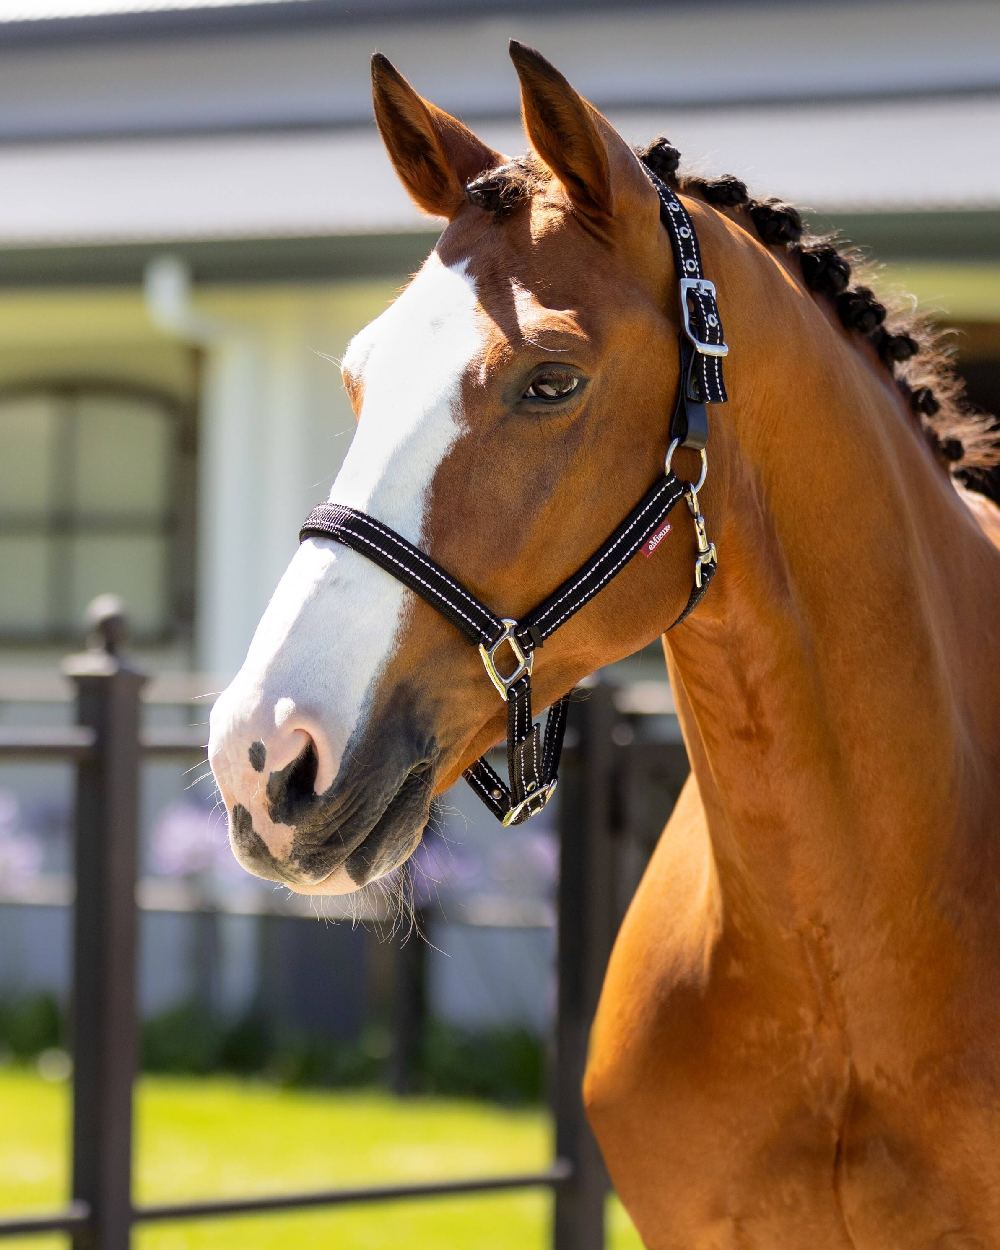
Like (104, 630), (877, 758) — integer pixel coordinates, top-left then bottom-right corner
(663, 222), (1000, 931)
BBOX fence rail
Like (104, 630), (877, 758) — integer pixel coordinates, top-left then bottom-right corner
(0, 605), (687, 1249)
(0, 725), (96, 758)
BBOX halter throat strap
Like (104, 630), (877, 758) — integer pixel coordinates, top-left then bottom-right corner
(298, 165), (727, 826)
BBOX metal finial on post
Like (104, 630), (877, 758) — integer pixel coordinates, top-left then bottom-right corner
(85, 594), (128, 657)
(68, 596), (137, 681)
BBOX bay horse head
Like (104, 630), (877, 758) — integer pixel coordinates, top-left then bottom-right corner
(209, 44), (731, 893)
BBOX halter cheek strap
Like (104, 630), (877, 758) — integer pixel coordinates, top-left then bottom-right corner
(298, 164), (728, 826)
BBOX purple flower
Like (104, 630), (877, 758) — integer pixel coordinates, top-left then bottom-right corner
(0, 790), (45, 890)
(150, 797), (245, 883)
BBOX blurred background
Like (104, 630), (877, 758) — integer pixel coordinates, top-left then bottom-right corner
(0, 1), (997, 1247)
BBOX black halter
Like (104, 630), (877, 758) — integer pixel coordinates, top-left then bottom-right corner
(299, 164), (728, 826)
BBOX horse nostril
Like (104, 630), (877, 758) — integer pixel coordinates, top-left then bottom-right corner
(267, 735), (320, 827)
(286, 737), (319, 802)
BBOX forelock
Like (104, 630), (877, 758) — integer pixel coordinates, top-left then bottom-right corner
(464, 154), (548, 219)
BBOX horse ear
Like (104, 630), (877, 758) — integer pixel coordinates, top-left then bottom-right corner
(371, 54), (504, 219)
(509, 40), (650, 232)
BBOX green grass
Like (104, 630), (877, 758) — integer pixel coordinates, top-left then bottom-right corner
(1, 1066), (642, 1249)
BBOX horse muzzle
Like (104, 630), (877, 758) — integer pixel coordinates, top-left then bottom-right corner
(209, 690), (437, 893)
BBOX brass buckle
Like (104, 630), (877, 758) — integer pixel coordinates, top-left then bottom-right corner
(679, 278), (729, 358)
(479, 618), (533, 701)
(502, 779), (558, 827)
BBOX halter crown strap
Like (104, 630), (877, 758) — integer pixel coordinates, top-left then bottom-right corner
(297, 160), (727, 826)
(642, 165), (728, 410)
(640, 161), (726, 619)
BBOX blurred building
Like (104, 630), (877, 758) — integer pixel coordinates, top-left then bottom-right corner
(0, 0), (997, 676)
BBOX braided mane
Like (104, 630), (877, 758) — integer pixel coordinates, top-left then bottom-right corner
(466, 143), (1000, 488)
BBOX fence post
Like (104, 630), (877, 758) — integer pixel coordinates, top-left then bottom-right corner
(64, 597), (146, 1250)
(389, 905), (428, 1095)
(553, 681), (620, 1250)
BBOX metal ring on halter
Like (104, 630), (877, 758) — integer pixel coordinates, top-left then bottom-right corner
(664, 438), (709, 494)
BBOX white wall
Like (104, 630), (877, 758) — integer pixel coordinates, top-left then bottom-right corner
(190, 281), (402, 679)
(2, 1), (996, 141)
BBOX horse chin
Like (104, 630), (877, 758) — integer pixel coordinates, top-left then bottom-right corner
(284, 863), (366, 896)
(286, 766), (432, 896)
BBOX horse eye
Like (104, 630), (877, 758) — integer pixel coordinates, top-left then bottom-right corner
(524, 370), (580, 402)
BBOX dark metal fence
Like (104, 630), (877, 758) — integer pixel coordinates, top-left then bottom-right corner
(0, 610), (688, 1250)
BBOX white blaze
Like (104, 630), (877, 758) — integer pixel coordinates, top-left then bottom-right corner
(210, 255), (483, 801)
(335, 256), (481, 532)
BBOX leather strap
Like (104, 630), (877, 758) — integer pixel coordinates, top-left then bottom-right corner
(642, 166), (728, 409)
(514, 474), (687, 650)
(463, 683), (570, 826)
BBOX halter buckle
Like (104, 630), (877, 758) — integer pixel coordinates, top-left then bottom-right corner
(479, 618), (533, 701)
(502, 779), (558, 827)
(679, 278), (729, 358)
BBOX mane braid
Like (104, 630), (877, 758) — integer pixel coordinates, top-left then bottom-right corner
(634, 138), (1000, 484)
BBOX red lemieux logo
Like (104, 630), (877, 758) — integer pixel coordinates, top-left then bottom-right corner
(641, 521), (672, 558)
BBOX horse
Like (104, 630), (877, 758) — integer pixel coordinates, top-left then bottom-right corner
(208, 42), (1000, 1248)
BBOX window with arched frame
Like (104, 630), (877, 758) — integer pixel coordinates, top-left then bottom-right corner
(0, 379), (196, 643)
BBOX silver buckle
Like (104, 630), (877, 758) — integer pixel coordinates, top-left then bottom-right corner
(479, 618), (533, 701)
(502, 779), (557, 827)
(679, 278), (729, 358)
